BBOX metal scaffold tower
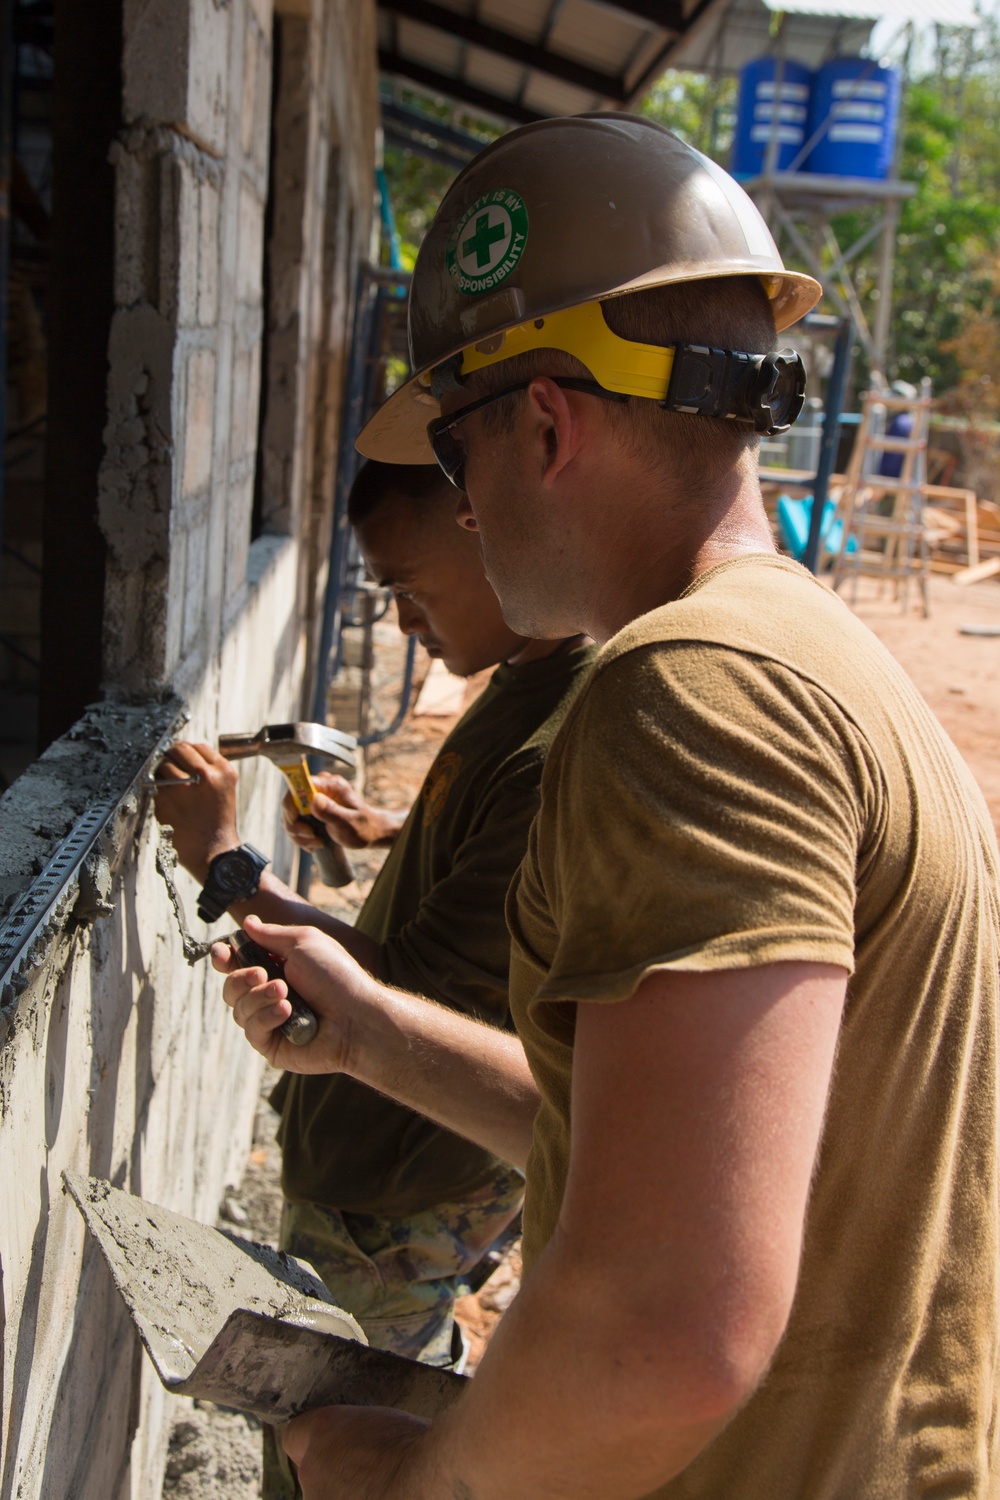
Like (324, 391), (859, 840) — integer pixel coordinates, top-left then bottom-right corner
(744, 168), (914, 383)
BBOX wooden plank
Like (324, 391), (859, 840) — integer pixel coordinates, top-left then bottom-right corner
(953, 556), (1000, 586)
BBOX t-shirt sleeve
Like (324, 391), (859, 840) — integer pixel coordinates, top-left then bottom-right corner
(377, 758), (543, 1024)
(528, 640), (867, 1005)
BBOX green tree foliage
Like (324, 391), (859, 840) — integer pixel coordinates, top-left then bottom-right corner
(381, 144), (454, 272)
(640, 70), (736, 160)
(381, 90), (500, 271)
(837, 68), (1000, 392)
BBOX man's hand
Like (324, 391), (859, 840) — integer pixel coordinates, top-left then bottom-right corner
(210, 914), (540, 1166)
(283, 1407), (430, 1500)
(281, 773), (407, 851)
(210, 915), (374, 1073)
(155, 742), (241, 880)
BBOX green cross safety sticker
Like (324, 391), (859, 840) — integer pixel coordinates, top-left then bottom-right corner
(446, 191), (529, 296)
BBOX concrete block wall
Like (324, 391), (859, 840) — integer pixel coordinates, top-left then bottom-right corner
(0, 0), (378, 1495)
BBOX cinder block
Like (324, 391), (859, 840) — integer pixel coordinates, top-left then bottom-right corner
(101, 561), (171, 692)
(249, 0), (275, 35)
(197, 179), (220, 327)
(235, 179), (265, 304)
(241, 17), (260, 161)
(156, 153), (181, 325)
(122, 0), (189, 127)
(223, 473), (253, 604)
(252, 20), (273, 176)
(163, 538), (185, 672)
(99, 303), (174, 574)
(187, 0), (231, 156)
(176, 162), (200, 328)
(111, 146), (155, 307)
(182, 516), (209, 651)
(245, 343), (262, 459)
(229, 348), (252, 459)
(181, 346), (217, 497)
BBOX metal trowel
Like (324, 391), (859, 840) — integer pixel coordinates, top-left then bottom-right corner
(63, 1172), (466, 1423)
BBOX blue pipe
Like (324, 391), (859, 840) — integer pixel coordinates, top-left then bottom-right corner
(376, 165), (403, 271)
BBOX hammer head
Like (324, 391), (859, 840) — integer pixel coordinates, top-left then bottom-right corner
(218, 721), (357, 774)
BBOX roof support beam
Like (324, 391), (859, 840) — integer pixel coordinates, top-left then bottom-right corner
(379, 0), (628, 101)
(383, 126), (473, 171)
(625, 0), (723, 101)
(378, 49), (546, 125)
(588, 0), (683, 31)
(380, 99), (486, 158)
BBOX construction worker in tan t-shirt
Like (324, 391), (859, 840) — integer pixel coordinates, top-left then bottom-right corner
(212, 116), (1000, 1499)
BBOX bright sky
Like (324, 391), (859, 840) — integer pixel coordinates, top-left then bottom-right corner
(870, 0), (999, 66)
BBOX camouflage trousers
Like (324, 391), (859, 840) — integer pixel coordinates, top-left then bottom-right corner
(262, 1168), (524, 1499)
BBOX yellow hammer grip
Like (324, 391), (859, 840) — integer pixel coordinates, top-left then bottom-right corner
(275, 757), (317, 817)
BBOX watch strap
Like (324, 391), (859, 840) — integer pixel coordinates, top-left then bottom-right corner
(196, 843), (269, 924)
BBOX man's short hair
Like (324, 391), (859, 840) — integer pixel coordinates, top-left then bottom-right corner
(347, 459), (451, 527)
(470, 276), (778, 472)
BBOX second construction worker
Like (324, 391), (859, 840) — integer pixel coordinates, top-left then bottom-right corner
(156, 456), (595, 1376)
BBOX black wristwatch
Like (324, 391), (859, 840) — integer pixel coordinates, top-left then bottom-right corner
(196, 843), (270, 924)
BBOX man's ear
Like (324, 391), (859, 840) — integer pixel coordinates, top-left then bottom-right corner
(455, 491), (478, 532)
(524, 377), (585, 490)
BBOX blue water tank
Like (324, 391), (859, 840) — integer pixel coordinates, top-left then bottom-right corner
(732, 57), (812, 177)
(805, 58), (901, 179)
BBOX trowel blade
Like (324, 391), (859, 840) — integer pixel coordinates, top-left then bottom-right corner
(64, 1173), (466, 1422)
(186, 1308), (466, 1424)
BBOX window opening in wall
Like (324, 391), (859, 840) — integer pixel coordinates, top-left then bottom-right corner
(0, 0), (119, 788)
(250, 11), (282, 544)
(0, 0), (53, 791)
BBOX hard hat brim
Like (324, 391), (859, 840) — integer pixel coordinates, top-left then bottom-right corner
(357, 268), (822, 464)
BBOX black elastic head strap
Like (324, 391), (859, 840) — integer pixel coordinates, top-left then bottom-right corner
(662, 345), (807, 435)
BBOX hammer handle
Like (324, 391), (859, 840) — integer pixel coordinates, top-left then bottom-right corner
(225, 931), (318, 1046)
(276, 758), (355, 889)
(306, 818), (357, 889)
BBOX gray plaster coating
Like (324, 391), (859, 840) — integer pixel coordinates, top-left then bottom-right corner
(98, 303), (175, 573)
(155, 826), (213, 964)
(0, 697), (185, 1036)
(65, 1173), (468, 1424)
(63, 1172), (364, 1384)
(0, 699), (185, 917)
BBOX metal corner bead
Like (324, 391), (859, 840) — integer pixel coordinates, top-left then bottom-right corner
(0, 697), (188, 1016)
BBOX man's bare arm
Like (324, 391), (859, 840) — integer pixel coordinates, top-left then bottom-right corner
(216, 917), (539, 1168)
(154, 741), (378, 970)
(283, 959), (847, 1500)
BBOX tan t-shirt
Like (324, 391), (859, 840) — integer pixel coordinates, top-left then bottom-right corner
(508, 555), (1000, 1498)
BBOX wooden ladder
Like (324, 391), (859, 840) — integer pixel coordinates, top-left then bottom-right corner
(831, 382), (934, 617)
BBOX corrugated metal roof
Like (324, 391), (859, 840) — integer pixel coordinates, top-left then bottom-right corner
(671, 0), (980, 73)
(768, 0), (979, 23)
(377, 0), (980, 134)
(377, 0), (724, 125)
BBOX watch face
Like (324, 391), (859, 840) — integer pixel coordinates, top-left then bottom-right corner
(213, 850), (257, 895)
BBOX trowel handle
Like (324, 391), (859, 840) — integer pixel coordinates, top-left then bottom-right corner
(276, 758), (355, 889)
(225, 931), (318, 1046)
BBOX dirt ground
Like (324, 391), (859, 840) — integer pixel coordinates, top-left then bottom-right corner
(846, 572), (1000, 835)
(161, 572), (1000, 1496)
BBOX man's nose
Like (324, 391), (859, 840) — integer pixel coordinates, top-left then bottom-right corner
(396, 597), (426, 636)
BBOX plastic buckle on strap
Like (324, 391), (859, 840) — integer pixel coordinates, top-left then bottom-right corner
(662, 345), (806, 436)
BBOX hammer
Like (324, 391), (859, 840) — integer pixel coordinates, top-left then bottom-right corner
(219, 722), (358, 888)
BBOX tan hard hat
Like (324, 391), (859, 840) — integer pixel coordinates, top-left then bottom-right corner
(358, 113), (821, 463)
